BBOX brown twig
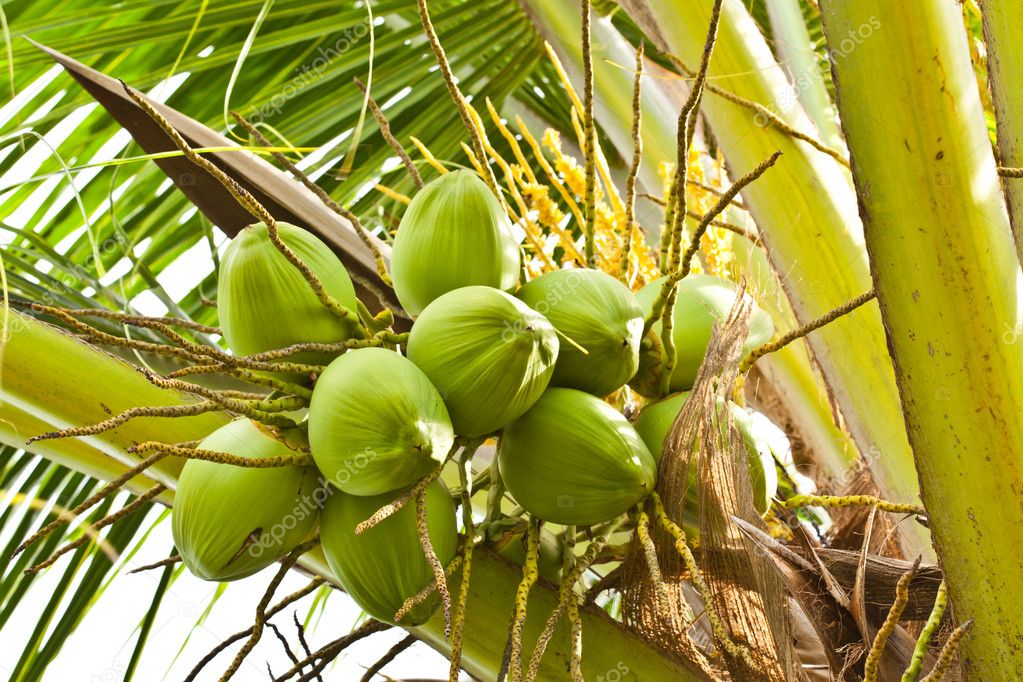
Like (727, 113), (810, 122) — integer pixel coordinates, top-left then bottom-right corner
(221, 537), (320, 681)
(184, 577), (326, 682)
(359, 634), (416, 682)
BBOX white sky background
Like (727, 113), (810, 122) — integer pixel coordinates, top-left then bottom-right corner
(0, 35), (462, 682)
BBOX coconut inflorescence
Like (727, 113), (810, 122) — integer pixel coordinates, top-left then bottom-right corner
(391, 170), (520, 316)
(406, 285), (559, 437)
(516, 269), (644, 396)
(217, 222), (359, 366)
(630, 274), (774, 397)
(172, 419), (322, 581)
(309, 347), (453, 495)
(319, 479), (458, 625)
(172, 157), (788, 671)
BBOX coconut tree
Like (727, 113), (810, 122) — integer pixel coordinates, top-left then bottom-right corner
(0, 0), (1019, 680)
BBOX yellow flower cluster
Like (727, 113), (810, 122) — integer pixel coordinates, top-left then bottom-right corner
(658, 153), (736, 278)
(512, 165), (565, 230)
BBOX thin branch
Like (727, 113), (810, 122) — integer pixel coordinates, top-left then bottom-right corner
(15, 450), (170, 555)
(27, 484), (166, 573)
(580, 0), (597, 266)
(353, 78), (423, 189)
(221, 537), (320, 681)
(903, 581), (948, 682)
(619, 42), (644, 281)
(919, 621), (972, 682)
(184, 578), (326, 682)
(415, 0), (499, 194)
(359, 634), (416, 682)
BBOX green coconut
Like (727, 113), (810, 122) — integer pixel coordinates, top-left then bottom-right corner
(517, 269), (644, 396)
(391, 170), (520, 316)
(172, 419), (322, 582)
(630, 274), (774, 397)
(308, 347), (454, 495)
(406, 286), (559, 437)
(319, 479), (458, 625)
(217, 222), (359, 365)
(632, 392), (779, 523)
(499, 388), (656, 525)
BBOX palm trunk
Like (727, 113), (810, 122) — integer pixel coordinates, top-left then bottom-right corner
(819, 1), (1023, 676)
(981, 0), (1023, 263)
(0, 311), (711, 681)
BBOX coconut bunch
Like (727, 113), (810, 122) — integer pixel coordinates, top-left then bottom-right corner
(167, 168), (786, 642)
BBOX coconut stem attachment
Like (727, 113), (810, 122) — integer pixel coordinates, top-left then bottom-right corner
(650, 492), (754, 667)
(119, 82), (367, 337)
(864, 558), (920, 682)
(904, 581), (948, 682)
(25, 483), (167, 574)
(231, 111), (393, 288)
(504, 516), (540, 682)
(740, 289), (876, 373)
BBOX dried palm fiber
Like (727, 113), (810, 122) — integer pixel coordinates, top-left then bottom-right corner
(618, 288), (798, 681)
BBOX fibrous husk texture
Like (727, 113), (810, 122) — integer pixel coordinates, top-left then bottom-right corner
(620, 286), (798, 681)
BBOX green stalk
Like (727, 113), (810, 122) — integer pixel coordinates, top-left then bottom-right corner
(819, 1), (1023, 676)
(981, 0), (1023, 262)
(765, 0), (844, 150)
(617, 0), (929, 557)
(0, 312), (710, 681)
